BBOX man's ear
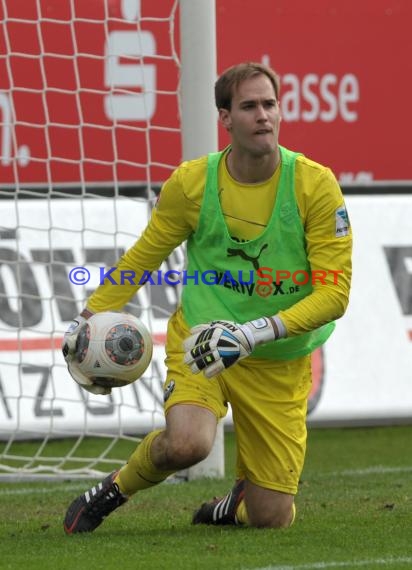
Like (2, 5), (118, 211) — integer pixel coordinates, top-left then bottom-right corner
(219, 108), (232, 132)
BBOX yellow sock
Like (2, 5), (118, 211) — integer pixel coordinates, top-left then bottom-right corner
(115, 429), (175, 496)
(235, 499), (249, 524)
(236, 500), (296, 526)
(289, 503), (296, 527)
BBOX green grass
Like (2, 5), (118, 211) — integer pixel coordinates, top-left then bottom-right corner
(1, 426), (412, 570)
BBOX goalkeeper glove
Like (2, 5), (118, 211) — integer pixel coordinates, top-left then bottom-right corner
(62, 311), (111, 396)
(62, 315), (86, 361)
(183, 316), (286, 379)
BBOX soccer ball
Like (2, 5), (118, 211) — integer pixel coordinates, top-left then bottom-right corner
(72, 312), (153, 388)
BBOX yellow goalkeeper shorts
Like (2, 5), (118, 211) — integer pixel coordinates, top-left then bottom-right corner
(163, 307), (312, 495)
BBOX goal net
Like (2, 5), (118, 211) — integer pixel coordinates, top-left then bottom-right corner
(0, 0), (223, 480)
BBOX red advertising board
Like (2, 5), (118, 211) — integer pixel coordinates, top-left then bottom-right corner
(0, 0), (181, 185)
(0, 0), (411, 186)
(217, 0), (412, 183)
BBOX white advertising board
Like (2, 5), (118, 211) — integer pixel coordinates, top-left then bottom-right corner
(0, 198), (173, 436)
(0, 195), (411, 437)
(309, 195), (412, 424)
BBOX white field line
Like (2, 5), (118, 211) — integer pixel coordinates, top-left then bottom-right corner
(250, 557), (412, 570)
(322, 465), (412, 477)
(0, 483), (88, 495)
(0, 464), (412, 496)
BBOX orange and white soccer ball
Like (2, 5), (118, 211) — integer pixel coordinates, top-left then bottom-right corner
(71, 312), (153, 388)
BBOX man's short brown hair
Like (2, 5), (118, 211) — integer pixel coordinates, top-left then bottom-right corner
(215, 62), (280, 111)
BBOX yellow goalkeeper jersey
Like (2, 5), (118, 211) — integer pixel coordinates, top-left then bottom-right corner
(86, 147), (352, 337)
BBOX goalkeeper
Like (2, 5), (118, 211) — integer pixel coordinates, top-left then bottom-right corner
(63, 61), (352, 533)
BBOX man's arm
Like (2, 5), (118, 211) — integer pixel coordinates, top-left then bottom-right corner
(279, 167), (352, 335)
(63, 166), (196, 392)
(86, 168), (194, 313)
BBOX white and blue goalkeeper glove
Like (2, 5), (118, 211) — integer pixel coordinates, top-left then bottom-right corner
(62, 315), (87, 362)
(183, 316), (286, 378)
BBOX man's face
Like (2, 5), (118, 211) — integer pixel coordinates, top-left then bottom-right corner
(219, 74), (281, 157)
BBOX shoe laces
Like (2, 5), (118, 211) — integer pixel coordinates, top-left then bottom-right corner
(87, 482), (124, 516)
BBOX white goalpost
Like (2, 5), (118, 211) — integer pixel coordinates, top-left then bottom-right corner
(0, 0), (224, 480)
(179, 0), (224, 480)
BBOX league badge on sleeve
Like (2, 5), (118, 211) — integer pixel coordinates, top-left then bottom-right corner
(335, 205), (350, 237)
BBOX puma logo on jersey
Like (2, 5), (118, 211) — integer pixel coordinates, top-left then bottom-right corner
(226, 243), (268, 270)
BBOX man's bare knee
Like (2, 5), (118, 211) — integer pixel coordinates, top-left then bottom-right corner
(248, 507), (294, 529)
(152, 405), (217, 470)
(152, 430), (212, 470)
(166, 434), (212, 468)
(245, 481), (295, 529)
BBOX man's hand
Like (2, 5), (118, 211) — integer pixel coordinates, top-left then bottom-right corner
(183, 317), (282, 378)
(62, 315), (86, 363)
(62, 312), (111, 396)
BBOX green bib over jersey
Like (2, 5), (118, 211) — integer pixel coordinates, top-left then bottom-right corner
(181, 145), (334, 360)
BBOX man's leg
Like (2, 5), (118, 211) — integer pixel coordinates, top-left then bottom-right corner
(240, 480), (295, 528)
(193, 479), (295, 528)
(64, 404), (218, 534)
(117, 404), (217, 493)
(193, 354), (311, 529)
